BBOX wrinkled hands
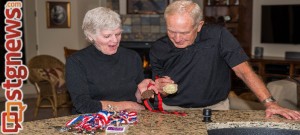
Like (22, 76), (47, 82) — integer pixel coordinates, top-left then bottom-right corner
(154, 76), (175, 97)
(265, 102), (300, 120)
(101, 101), (145, 111)
(119, 101), (145, 111)
(138, 77), (175, 99)
(138, 78), (300, 121)
(137, 79), (157, 100)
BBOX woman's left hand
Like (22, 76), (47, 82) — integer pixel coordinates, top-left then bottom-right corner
(120, 101), (145, 111)
(138, 79), (158, 94)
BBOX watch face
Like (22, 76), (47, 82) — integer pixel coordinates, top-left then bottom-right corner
(262, 97), (276, 104)
(50, 5), (67, 25)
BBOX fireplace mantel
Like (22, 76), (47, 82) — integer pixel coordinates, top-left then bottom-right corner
(120, 41), (153, 49)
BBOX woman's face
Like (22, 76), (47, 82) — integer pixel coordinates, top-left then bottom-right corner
(92, 28), (122, 55)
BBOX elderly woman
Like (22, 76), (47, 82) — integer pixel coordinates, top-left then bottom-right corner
(66, 7), (155, 114)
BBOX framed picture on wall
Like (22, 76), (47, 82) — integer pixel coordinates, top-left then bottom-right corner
(127, 0), (169, 14)
(46, 1), (71, 28)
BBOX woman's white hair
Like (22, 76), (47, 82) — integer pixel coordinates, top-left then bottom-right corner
(82, 7), (121, 40)
(165, 0), (203, 26)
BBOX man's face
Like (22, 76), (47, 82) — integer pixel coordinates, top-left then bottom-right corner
(166, 14), (203, 48)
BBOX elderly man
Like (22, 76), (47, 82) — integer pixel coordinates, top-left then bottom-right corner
(149, 0), (300, 120)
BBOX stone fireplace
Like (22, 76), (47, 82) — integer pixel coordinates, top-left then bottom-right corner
(120, 41), (153, 78)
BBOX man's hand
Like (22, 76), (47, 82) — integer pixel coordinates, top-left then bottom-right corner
(155, 76), (175, 97)
(233, 61), (300, 120)
(265, 102), (300, 120)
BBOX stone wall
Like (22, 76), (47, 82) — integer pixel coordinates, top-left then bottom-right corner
(106, 0), (167, 41)
(121, 14), (167, 41)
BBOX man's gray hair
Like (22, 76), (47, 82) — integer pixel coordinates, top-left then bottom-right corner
(82, 7), (121, 38)
(165, 0), (203, 26)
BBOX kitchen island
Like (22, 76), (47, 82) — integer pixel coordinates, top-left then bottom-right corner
(21, 110), (300, 134)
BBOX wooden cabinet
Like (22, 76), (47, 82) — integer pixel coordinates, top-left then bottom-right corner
(203, 0), (253, 56)
(250, 56), (300, 82)
(204, 1), (239, 35)
(231, 56), (300, 94)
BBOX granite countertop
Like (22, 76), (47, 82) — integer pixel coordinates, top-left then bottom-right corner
(20, 110), (300, 134)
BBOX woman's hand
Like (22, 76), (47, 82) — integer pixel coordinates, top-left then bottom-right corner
(137, 79), (158, 100)
(119, 101), (145, 111)
(138, 79), (157, 93)
(101, 101), (145, 111)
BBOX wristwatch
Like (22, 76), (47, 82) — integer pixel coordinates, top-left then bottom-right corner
(262, 96), (276, 104)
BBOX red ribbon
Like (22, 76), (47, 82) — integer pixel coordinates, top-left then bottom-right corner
(143, 93), (186, 116)
(143, 76), (186, 116)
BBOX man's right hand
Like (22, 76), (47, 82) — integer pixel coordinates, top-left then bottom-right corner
(155, 76), (175, 97)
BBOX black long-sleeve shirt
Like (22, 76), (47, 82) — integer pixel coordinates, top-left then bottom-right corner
(66, 45), (144, 114)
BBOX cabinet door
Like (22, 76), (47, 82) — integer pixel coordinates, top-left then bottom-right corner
(203, 0), (253, 56)
(204, 1), (239, 34)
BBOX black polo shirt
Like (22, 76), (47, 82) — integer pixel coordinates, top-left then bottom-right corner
(149, 24), (249, 108)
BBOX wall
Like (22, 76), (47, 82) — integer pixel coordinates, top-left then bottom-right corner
(252, 0), (300, 57)
(118, 0), (204, 41)
(24, 0), (204, 63)
(35, 0), (87, 63)
(24, 0), (101, 64)
(1, 0), (101, 100)
(24, 0), (37, 64)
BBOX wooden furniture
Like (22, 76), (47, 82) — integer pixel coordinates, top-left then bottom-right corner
(64, 47), (78, 58)
(203, 0), (253, 56)
(231, 56), (300, 93)
(28, 55), (72, 117)
(250, 56), (300, 82)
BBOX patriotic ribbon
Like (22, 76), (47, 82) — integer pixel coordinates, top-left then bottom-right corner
(65, 110), (137, 132)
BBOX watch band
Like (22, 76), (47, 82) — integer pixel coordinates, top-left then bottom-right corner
(262, 96), (276, 104)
